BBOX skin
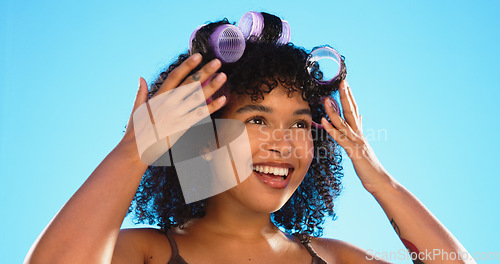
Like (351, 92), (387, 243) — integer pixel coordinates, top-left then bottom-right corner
(130, 85), (317, 264)
(25, 54), (475, 264)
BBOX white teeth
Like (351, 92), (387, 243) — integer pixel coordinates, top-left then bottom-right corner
(252, 165), (290, 177)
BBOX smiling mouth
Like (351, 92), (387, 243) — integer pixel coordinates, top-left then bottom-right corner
(252, 165), (293, 181)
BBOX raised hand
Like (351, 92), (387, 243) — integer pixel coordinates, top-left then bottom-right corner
(321, 80), (392, 195)
(119, 54), (228, 164)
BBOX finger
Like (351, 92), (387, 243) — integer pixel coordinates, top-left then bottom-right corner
(339, 80), (359, 131)
(126, 77), (149, 133)
(160, 79), (203, 106)
(133, 77), (149, 111)
(202, 72), (227, 100)
(183, 95), (227, 125)
(155, 53), (203, 94)
(344, 80), (359, 118)
(179, 58), (222, 87)
(177, 72), (227, 112)
(324, 97), (359, 142)
(321, 117), (353, 151)
(207, 95), (227, 114)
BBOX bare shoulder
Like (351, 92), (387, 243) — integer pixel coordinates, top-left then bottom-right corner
(310, 237), (392, 264)
(112, 228), (172, 264)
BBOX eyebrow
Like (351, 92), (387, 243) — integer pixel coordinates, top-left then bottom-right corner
(236, 105), (272, 114)
(235, 105), (311, 116)
(294, 108), (312, 116)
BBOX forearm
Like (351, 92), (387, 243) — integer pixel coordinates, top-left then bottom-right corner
(371, 174), (475, 264)
(320, 80), (475, 263)
(25, 143), (149, 264)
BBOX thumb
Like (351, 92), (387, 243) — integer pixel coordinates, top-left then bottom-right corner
(133, 77), (149, 112)
(124, 77), (149, 135)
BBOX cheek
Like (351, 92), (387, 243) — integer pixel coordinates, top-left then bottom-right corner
(246, 126), (269, 156)
(246, 127), (314, 163)
(293, 131), (314, 164)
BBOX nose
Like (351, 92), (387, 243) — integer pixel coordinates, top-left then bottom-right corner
(265, 129), (292, 157)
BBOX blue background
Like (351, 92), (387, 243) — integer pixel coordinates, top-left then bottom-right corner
(1, 0), (499, 263)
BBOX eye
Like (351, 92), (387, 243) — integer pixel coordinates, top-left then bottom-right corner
(246, 116), (266, 125)
(291, 120), (310, 129)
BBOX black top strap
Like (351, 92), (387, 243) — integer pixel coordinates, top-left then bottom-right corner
(294, 233), (328, 264)
(165, 230), (188, 264)
(164, 230), (327, 264)
(301, 241), (328, 264)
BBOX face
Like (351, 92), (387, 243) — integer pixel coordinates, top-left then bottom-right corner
(213, 84), (314, 213)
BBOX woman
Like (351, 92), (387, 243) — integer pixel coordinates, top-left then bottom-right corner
(25, 12), (474, 264)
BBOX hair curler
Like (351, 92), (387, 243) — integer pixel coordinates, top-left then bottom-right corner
(306, 46), (342, 85)
(209, 24), (246, 63)
(190, 11), (291, 65)
(188, 24), (205, 51)
(238, 11), (264, 40)
(190, 24), (246, 64)
(238, 11), (291, 44)
(277, 20), (291, 45)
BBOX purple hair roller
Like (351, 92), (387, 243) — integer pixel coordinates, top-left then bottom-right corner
(239, 11), (290, 45)
(238, 11), (264, 40)
(188, 24), (205, 51)
(209, 24), (246, 63)
(307, 46), (342, 85)
(189, 24), (246, 64)
(277, 20), (291, 45)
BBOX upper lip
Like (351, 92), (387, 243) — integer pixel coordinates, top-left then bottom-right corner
(252, 162), (294, 169)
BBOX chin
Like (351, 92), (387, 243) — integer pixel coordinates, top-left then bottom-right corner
(225, 171), (303, 213)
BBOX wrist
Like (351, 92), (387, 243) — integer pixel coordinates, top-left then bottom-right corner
(113, 139), (148, 169)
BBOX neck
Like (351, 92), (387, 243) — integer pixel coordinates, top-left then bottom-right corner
(186, 194), (280, 240)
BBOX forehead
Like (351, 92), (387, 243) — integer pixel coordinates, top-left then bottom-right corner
(220, 85), (310, 117)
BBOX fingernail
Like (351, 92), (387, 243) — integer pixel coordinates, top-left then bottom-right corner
(138, 77), (143, 91)
(333, 101), (340, 115)
(343, 80), (349, 90)
(191, 53), (202, 62)
(214, 72), (226, 82)
(209, 59), (221, 68)
(326, 97), (337, 113)
(216, 95), (226, 103)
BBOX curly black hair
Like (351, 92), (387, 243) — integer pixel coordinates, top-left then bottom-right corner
(127, 12), (346, 241)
